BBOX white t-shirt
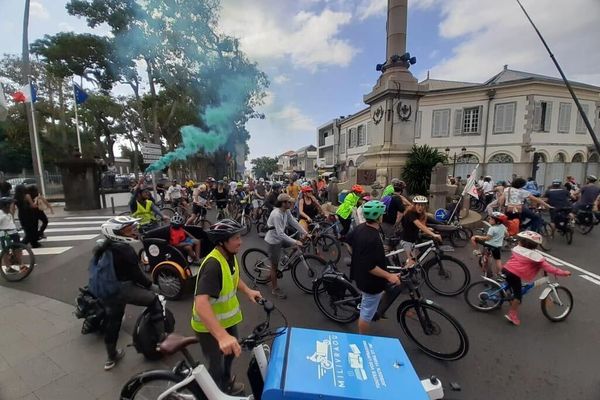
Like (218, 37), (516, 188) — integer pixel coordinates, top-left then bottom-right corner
(167, 185), (183, 199)
(503, 187), (530, 206)
(229, 181), (238, 194)
(0, 210), (17, 234)
(482, 181), (494, 194)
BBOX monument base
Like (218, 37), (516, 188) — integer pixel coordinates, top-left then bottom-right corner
(357, 143), (411, 186)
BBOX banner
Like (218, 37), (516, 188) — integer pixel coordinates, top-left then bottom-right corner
(461, 164), (480, 199)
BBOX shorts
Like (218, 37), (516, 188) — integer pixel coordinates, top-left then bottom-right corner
(192, 204), (207, 217)
(502, 268), (522, 302)
(359, 291), (384, 322)
(475, 238), (501, 260)
(267, 243), (284, 267)
(177, 237), (194, 246)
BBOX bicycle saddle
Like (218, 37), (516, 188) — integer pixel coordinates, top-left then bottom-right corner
(158, 333), (199, 355)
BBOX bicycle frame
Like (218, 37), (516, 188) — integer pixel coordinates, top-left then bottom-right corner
(385, 240), (438, 265)
(480, 274), (562, 302)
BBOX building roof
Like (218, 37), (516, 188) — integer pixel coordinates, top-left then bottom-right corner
(419, 78), (479, 91)
(296, 145), (317, 153)
(279, 150), (296, 157)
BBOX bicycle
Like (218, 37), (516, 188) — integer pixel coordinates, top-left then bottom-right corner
(312, 260), (470, 361)
(241, 241), (327, 293)
(188, 205), (213, 230)
(0, 229), (35, 282)
(464, 272), (573, 321)
(119, 298), (286, 400)
(235, 200), (253, 236)
(550, 208), (574, 245)
(573, 204), (599, 235)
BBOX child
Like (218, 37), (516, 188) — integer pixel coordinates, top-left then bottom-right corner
(168, 214), (201, 263)
(0, 197), (24, 270)
(470, 212), (507, 276)
(501, 231), (571, 326)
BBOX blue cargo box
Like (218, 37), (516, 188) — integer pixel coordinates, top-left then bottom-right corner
(263, 327), (429, 400)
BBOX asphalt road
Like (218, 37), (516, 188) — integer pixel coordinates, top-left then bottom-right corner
(2, 208), (599, 400)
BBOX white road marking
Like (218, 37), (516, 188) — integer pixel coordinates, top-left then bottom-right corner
(44, 227), (101, 233)
(63, 216), (116, 220)
(31, 247), (72, 255)
(540, 251), (600, 281)
(47, 221), (106, 226)
(42, 234), (99, 242)
(579, 275), (600, 287)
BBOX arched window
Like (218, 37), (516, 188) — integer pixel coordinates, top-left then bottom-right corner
(489, 153), (514, 163)
(589, 153), (600, 163)
(572, 153), (584, 163)
(347, 160), (355, 167)
(553, 153), (566, 163)
(535, 152), (547, 163)
(456, 154), (479, 164)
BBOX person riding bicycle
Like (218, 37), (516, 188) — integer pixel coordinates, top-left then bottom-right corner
(213, 180), (229, 218)
(264, 182), (282, 213)
(169, 213), (201, 263)
(191, 219), (262, 395)
(336, 184), (364, 237)
(166, 180), (185, 208)
(298, 186), (325, 231)
(572, 175), (600, 213)
(543, 179), (573, 232)
(97, 216), (166, 370)
(470, 211), (507, 276)
(264, 193), (308, 299)
(381, 179), (410, 240)
(346, 200), (401, 334)
(187, 183), (210, 225)
(0, 197), (24, 270)
(253, 178), (267, 220)
(501, 231), (571, 326)
(400, 195), (443, 267)
(497, 177), (552, 233)
(131, 188), (168, 231)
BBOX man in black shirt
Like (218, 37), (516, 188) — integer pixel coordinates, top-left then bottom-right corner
(264, 182), (282, 212)
(346, 200), (400, 334)
(97, 216), (164, 371)
(543, 179), (573, 230)
(381, 179), (409, 239)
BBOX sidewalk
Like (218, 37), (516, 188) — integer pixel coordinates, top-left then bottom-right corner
(0, 286), (162, 400)
(47, 204), (128, 219)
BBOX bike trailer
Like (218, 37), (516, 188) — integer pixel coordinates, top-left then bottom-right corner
(263, 327), (442, 400)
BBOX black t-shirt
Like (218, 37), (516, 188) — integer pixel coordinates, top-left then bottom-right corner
(382, 195), (405, 224)
(543, 188), (571, 209)
(401, 210), (422, 243)
(194, 254), (236, 299)
(110, 242), (152, 288)
(347, 223), (388, 294)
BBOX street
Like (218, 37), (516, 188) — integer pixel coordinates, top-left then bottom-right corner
(1, 208), (598, 400)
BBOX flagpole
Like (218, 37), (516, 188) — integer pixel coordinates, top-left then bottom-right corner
(28, 82), (46, 197)
(72, 79), (82, 154)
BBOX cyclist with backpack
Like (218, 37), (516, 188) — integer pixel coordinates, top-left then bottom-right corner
(93, 216), (166, 370)
(336, 184), (364, 237)
(380, 179), (410, 239)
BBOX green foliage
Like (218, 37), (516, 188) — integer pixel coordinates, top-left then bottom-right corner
(251, 157), (279, 179)
(401, 145), (448, 196)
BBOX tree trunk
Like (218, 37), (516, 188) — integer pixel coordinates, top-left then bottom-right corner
(58, 80), (67, 145)
(127, 76), (151, 142)
(145, 58), (160, 143)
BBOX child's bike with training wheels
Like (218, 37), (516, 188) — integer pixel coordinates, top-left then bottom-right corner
(0, 229), (35, 282)
(464, 272), (573, 321)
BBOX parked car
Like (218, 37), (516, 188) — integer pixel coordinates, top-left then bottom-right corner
(7, 177), (37, 196)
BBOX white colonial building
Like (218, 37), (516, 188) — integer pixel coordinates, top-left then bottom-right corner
(317, 67), (600, 189)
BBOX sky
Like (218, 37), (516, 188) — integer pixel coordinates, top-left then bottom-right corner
(1, 0), (599, 165)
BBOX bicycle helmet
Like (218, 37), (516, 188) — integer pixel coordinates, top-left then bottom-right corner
(490, 211), (507, 223)
(101, 216), (141, 243)
(237, 181), (243, 188)
(587, 175), (598, 183)
(272, 182), (282, 190)
(206, 219), (244, 244)
(170, 213), (185, 228)
(362, 200), (386, 221)
(412, 195), (429, 204)
(301, 186), (313, 193)
(199, 184), (207, 191)
(217, 180), (224, 185)
(382, 185), (394, 197)
(551, 179), (562, 186)
(351, 184), (364, 193)
(516, 230), (543, 246)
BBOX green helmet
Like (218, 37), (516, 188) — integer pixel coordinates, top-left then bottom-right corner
(382, 185), (394, 197)
(362, 200), (386, 221)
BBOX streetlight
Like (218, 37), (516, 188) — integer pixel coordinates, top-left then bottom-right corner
(445, 147), (467, 177)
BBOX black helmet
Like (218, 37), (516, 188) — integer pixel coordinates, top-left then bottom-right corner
(0, 197), (14, 208)
(206, 219), (244, 244)
(272, 182), (282, 190)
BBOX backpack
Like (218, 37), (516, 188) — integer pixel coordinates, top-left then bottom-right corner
(88, 249), (120, 300)
(504, 219), (520, 236)
(381, 195), (393, 211)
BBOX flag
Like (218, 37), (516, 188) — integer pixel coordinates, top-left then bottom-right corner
(11, 84), (37, 103)
(0, 83), (8, 121)
(461, 165), (480, 199)
(73, 83), (88, 104)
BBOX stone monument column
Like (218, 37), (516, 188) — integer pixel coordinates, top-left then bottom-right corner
(358, 0), (426, 187)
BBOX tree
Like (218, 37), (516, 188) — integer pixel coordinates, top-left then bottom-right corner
(401, 145), (448, 196)
(251, 157), (279, 179)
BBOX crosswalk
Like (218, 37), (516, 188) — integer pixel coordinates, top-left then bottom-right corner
(33, 216), (108, 257)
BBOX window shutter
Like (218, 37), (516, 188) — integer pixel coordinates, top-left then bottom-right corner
(559, 103), (571, 133)
(442, 110), (450, 136)
(533, 101), (542, 131)
(505, 103), (515, 133)
(340, 133), (346, 152)
(415, 111), (422, 138)
(454, 109), (463, 135)
(352, 128), (358, 147)
(543, 102), (552, 132)
(432, 112), (439, 137)
(576, 104), (589, 134)
(366, 125), (371, 144)
(494, 104), (505, 133)
(476, 105), (483, 134)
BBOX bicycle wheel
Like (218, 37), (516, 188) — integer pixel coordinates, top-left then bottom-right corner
(565, 227), (573, 245)
(464, 280), (504, 311)
(0, 243), (35, 282)
(119, 370), (203, 399)
(313, 278), (361, 323)
(397, 300), (469, 361)
(241, 248), (271, 284)
(540, 286), (573, 322)
(422, 255), (470, 296)
(575, 220), (593, 235)
(538, 222), (553, 251)
(238, 215), (252, 236)
(311, 234), (341, 263)
(154, 264), (186, 300)
(291, 254), (327, 293)
(256, 222), (268, 238)
(160, 207), (176, 219)
(200, 218), (212, 230)
(449, 228), (469, 248)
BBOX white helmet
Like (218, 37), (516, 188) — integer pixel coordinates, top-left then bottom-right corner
(516, 230), (543, 245)
(101, 216), (141, 243)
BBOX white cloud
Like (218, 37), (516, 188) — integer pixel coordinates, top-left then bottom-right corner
(219, 2), (358, 71)
(269, 105), (315, 132)
(58, 22), (75, 32)
(357, 0), (440, 20)
(427, 0), (600, 85)
(30, 1), (49, 20)
(273, 75), (290, 85)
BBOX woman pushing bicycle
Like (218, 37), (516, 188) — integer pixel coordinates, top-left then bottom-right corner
(501, 231), (571, 326)
(400, 195), (442, 267)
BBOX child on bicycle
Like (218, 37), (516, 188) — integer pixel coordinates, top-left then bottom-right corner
(470, 212), (507, 276)
(0, 197), (24, 269)
(168, 214), (201, 264)
(501, 231), (571, 326)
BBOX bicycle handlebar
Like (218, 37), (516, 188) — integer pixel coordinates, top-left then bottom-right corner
(238, 298), (287, 350)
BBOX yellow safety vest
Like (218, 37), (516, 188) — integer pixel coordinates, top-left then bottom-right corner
(191, 248), (242, 333)
(336, 192), (360, 219)
(131, 200), (155, 225)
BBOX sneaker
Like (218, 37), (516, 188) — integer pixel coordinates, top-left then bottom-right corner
(504, 310), (521, 326)
(472, 250), (482, 257)
(104, 348), (125, 371)
(226, 380), (245, 396)
(271, 287), (287, 299)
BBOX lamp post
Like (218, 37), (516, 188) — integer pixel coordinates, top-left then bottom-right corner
(445, 147), (467, 177)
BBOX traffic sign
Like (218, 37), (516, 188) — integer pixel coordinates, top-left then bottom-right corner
(434, 208), (448, 221)
(141, 142), (162, 163)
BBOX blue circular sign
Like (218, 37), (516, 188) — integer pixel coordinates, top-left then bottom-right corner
(435, 208), (448, 221)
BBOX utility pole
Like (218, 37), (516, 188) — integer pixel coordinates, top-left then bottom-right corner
(22, 0), (46, 196)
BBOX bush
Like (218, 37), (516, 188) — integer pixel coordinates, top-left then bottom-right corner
(401, 145), (447, 196)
